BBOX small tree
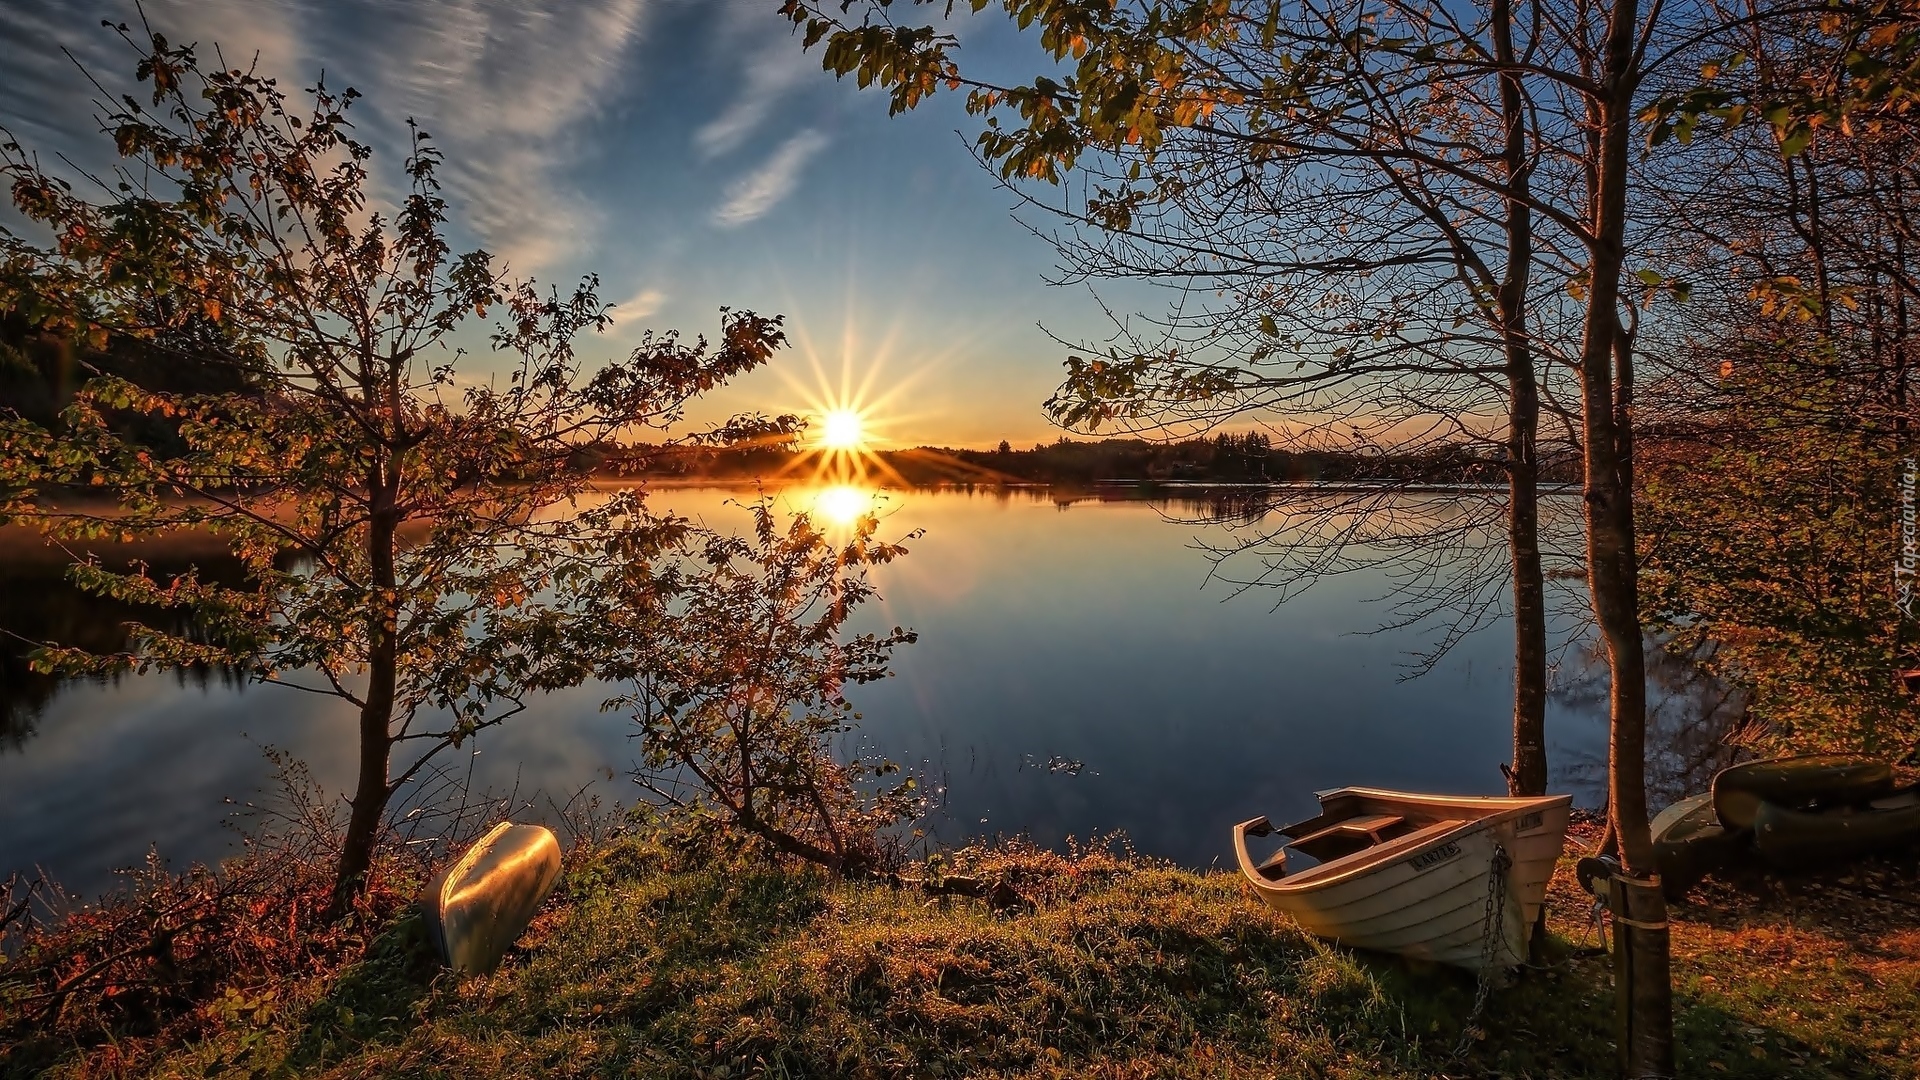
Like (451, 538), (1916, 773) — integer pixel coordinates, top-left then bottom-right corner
(0, 24), (788, 915)
(557, 496), (922, 875)
(1641, 354), (1917, 755)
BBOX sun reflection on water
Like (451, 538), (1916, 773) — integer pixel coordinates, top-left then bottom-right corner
(811, 485), (876, 528)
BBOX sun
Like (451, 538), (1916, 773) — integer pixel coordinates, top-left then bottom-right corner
(818, 409), (865, 451)
(757, 347), (922, 488)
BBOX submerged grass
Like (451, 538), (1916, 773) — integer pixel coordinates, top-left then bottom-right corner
(12, 829), (1918, 1079)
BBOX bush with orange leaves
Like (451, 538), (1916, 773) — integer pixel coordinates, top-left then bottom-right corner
(0, 751), (590, 1075)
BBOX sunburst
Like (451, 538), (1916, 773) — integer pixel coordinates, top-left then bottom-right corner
(817, 409), (865, 451)
(704, 265), (1018, 493)
(779, 377), (914, 490)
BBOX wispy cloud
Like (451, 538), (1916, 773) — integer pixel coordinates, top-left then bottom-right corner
(0, 0), (305, 181)
(693, 43), (813, 159)
(606, 286), (664, 322)
(712, 129), (828, 228)
(326, 0), (652, 272)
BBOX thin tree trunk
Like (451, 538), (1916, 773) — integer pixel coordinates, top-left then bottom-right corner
(1496, 0), (1548, 801)
(1507, 426), (1548, 797)
(329, 481), (399, 919)
(1582, 0), (1672, 1072)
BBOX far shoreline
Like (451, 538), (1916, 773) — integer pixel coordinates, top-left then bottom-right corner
(3, 478), (1579, 566)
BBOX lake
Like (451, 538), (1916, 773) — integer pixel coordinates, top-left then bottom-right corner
(0, 484), (1615, 898)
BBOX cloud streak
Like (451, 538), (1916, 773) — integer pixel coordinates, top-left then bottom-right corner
(0, 0), (653, 274)
(607, 286), (664, 322)
(0, 0), (306, 184)
(693, 42), (813, 159)
(712, 129), (828, 228)
(321, 0), (652, 272)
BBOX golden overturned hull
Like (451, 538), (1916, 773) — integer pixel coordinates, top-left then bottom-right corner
(423, 821), (563, 975)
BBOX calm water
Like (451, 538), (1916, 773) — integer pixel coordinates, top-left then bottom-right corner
(0, 485), (1613, 897)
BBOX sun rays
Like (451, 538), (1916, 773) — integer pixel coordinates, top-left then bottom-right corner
(772, 342), (923, 492)
(683, 265), (1016, 530)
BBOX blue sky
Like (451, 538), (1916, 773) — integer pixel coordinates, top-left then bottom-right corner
(0, 0), (1133, 447)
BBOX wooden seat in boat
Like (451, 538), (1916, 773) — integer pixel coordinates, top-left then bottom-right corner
(1289, 813), (1411, 862)
(1282, 818), (1466, 885)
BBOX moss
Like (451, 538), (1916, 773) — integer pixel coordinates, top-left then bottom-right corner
(20, 836), (1918, 1079)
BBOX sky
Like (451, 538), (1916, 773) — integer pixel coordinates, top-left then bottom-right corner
(0, 0), (1139, 449)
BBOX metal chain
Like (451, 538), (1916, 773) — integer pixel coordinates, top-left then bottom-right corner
(1452, 843), (1512, 1060)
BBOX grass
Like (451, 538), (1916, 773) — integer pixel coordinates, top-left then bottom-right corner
(11, 826), (1920, 1079)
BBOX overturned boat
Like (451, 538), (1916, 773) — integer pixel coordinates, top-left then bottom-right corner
(1233, 788), (1572, 972)
(1712, 754), (1894, 830)
(1650, 791), (1747, 900)
(423, 821), (564, 975)
(1755, 785), (1920, 870)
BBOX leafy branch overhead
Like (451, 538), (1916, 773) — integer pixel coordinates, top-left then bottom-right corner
(1643, 1), (1920, 155)
(784, 0), (1248, 182)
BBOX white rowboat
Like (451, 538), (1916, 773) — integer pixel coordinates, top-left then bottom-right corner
(1233, 788), (1572, 972)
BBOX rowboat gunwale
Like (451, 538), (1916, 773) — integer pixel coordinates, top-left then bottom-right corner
(1235, 788), (1572, 897)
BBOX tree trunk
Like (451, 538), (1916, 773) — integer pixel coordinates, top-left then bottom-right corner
(1582, 0), (1673, 1073)
(1507, 431), (1548, 798)
(328, 489), (399, 920)
(1496, 0), (1548, 801)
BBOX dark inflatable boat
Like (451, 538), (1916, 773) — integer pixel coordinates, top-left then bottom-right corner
(1651, 791), (1747, 899)
(1712, 754), (1895, 830)
(1754, 786), (1920, 870)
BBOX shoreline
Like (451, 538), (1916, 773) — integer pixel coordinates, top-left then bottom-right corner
(7, 824), (1912, 1078)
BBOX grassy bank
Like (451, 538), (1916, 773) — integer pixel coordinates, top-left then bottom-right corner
(8, 828), (1918, 1079)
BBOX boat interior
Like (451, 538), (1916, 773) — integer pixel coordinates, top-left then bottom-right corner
(1238, 788), (1565, 886)
(1242, 796), (1474, 884)
(1287, 812), (1422, 863)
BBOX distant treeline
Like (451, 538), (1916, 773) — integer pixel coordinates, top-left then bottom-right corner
(599, 431), (1580, 485)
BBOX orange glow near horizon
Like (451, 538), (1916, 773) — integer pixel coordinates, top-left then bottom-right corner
(740, 295), (960, 490)
(774, 358), (919, 491)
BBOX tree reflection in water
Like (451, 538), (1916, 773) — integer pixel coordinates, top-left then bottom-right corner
(1552, 636), (1754, 808)
(0, 551), (252, 752)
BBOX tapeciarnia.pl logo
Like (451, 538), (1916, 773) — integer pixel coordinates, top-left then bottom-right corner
(1900, 458), (1917, 619)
